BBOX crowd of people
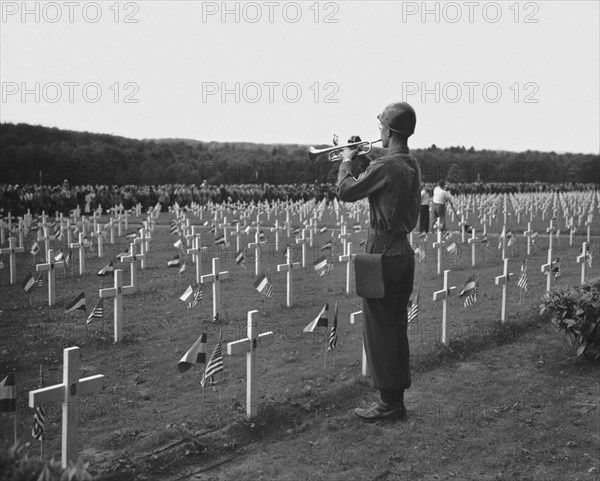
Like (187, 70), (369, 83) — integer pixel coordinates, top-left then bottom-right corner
(0, 181), (596, 217)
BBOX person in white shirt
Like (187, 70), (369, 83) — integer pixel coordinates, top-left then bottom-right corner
(432, 180), (454, 232)
(419, 187), (431, 235)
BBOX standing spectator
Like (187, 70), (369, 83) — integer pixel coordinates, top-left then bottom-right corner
(419, 187), (431, 236)
(432, 180), (454, 232)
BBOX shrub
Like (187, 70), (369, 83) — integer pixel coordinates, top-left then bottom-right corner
(540, 276), (600, 361)
(0, 442), (92, 481)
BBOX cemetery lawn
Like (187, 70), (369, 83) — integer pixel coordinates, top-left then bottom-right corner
(1, 209), (598, 480)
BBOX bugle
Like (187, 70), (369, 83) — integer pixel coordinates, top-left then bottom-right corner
(307, 139), (381, 163)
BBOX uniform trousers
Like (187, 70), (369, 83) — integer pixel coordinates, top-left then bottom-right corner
(362, 243), (414, 393)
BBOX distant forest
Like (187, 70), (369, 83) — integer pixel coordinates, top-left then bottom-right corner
(1, 123), (598, 186)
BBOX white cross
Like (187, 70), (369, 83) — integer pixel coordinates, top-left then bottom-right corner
(107, 218), (115, 244)
(433, 270), (456, 346)
(338, 224), (351, 254)
(187, 231), (207, 284)
(248, 230), (262, 277)
(0, 237), (24, 284)
(0, 218), (5, 245)
(99, 269), (135, 342)
(121, 242), (143, 290)
(541, 248), (553, 294)
(134, 228), (150, 268)
(338, 241), (354, 294)
(230, 223), (243, 252)
(295, 228), (310, 269)
(116, 213), (123, 237)
(350, 311), (369, 377)
(576, 242), (588, 285)
(467, 228), (478, 267)
(585, 215), (592, 244)
(226, 310), (274, 420)
(432, 228), (444, 275)
(36, 249), (66, 306)
(494, 258), (513, 322)
(285, 209), (292, 237)
(546, 218), (555, 251)
(277, 247), (301, 307)
(200, 257), (230, 321)
(568, 216), (575, 246)
(91, 224), (104, 258)
(16, 219), (25, 248)
(499, 225), (507, 260)
(37, 227), (53, 261)
(64, 219), (72, 245)
(458, 215), (468, 244)
(28, 347), (104, 468)
(5, 212), (14, 231)
(69, 233), (87, 276)
(270, 220), (285, 252)
(524, 223), (534, 256)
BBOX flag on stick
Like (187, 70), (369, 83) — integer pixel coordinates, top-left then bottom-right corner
(328, 302), (338, 351)
(552, 258), (562, 279)
(22, 272), (36, 293)
(65, 291), (86, 313)
(0, 374), (16, 412)
(167, 255), (181, 267)
(304, 303), (329, 333)
(517, 260), (529, 292)
(201, 340), (224, 387)
(32, 406), (46, 441)
(313, 256), (328, 272)
(320, 240), (333, 252)
(459, 276), (478, 307)
(253, 273), (274, 298)
(414, 245), (426, 263)
(173, 239), (184, 250)
(30, 241), (40, 256)
(180, 285), (194, 303)
(235, 250), (247, 269)
(408, 291), (419, 323)
(86, 298), (104, 325)
(178, 332), (207, 373)
(97, 262), (114, 276)
(189, 287), (203, 308)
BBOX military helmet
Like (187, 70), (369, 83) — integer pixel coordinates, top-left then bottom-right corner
(377, 102), (416, 136)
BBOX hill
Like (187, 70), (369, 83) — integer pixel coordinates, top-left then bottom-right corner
(1, 123), (599, 186)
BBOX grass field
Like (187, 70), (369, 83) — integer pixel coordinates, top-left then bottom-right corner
(0, 195), (598, 480)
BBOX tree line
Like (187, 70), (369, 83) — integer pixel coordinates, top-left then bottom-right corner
(1, 123), (598, 186)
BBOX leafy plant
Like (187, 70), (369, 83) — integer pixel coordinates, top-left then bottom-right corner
(540, 276), (600, 361)
(0, 442), (93, 481)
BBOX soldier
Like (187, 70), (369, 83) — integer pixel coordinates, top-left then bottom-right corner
(337, 102), (421, 422)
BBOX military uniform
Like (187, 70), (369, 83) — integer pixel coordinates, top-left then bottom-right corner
(337, 147), (421, 405)
(337, 101), (421, 422)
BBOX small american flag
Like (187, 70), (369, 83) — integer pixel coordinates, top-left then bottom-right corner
(407, 292), (419, 323)
(328, 302), (338, 351)
(201, 340), (224, 388)
(189, 287), (203, 308)
(552, 258), (562, 280)
(86, 298), (104, 325)
(319, 261), (334, 277)
(414, 245), (426, 263)
(32, 406), (46, 441)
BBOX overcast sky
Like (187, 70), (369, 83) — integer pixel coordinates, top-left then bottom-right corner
(1, 0), (599, 154)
